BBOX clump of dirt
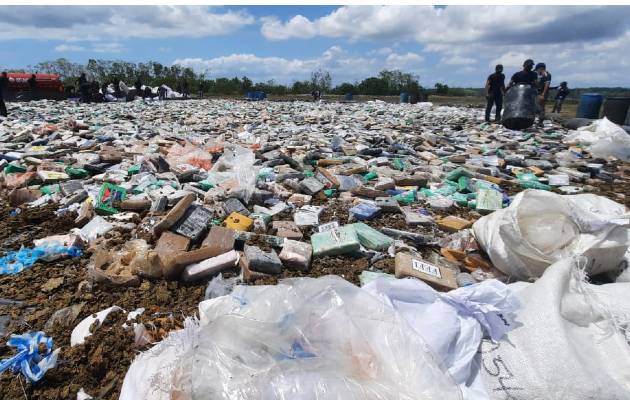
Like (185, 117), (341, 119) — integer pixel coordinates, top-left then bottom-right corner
(250, 255), (369, 286)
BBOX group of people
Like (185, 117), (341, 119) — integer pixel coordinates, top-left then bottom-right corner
(74, 73), (192, 103)
(484, 59), (570, 126)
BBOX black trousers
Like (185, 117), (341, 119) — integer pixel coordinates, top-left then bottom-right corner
(485, 94), (503, 122)
(0, 97), (6, 117)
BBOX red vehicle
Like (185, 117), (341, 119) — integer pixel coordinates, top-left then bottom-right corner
(5, 73), (65, 101)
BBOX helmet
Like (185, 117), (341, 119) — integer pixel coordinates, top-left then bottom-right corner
(535, 62), (546, 70)
(524, 59), (534, 69)
(560, 81), (567, 86)
(495, 64), (503, 72)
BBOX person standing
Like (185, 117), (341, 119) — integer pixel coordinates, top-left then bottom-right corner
(0, 71), (8, 117)
(552, 81), (569, 113)
(182, 80), (189, 99)
(507, 59), (538, 89)
(484, 64), (506, 123)
(27, 74), (37, 101)
(198, 79), (206, 99)
(77, 73), (89, 103)
(158, 85), (167, 101)
(534, 62), (551, 127)
(134, 78), (143, 98)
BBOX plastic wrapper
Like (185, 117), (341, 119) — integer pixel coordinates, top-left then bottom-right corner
(87, 239), (149, 286)
(479, 257), (630, 399)
(473, 189), (630, 281)
(0, 331), (59, 382)
(364, 277), (520, 399)
(75, 216), (113, 243)
(167, 141), (213, 171)
(0, 244), (82, 275)
(564, 117), (630, 161)
(120, 276), (461, 400)
(210, 144), (256, 204)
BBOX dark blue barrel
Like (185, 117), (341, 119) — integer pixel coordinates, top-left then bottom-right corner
(576, 93), (603, 119)
(502, 84), (537, 130)
(344, 93), (353, 101)
(626, 106), (630, 126)
(602, 97), (630, 125)
(246, 91), (253, 100)
(400, 92), (409, 103)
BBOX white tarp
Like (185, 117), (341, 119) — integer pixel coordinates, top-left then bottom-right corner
(564, 117), (630, 161)
(363, 278), (520, 400)
(120, 276), (461, 400)
(478, 256), (630, 399)
(473, 189), (630, 281)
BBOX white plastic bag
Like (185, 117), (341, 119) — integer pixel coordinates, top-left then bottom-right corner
(564, 117), (630, 161)
(363, 278), (519, 400)
(210, 144), (257, 204)
(473, 189), (630, 281)
(120, 276), (461, 400)
(478, 257), (630, 399)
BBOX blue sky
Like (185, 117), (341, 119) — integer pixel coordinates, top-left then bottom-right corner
(1, 5), (630, 87)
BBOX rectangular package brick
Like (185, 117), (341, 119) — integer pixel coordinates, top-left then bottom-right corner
(395, 252), (457, 291)
(171, 205), (214, 242)
(311, 225), (360, 257)
(244, 245), (283, 274)
(279, 240), (312, 271)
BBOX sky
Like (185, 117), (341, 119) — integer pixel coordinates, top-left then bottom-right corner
(1, 5), (630, 87)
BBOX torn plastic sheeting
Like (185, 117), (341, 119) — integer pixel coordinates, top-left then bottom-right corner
(210, 144), (257, 204)
(166, 141), (213, 171)
(479, 256), (630, 399)
(0, 244), (82, 275)
(71, 305), (145, 346)
(473, 189), (630, 281)
(0, 331), (59, 382)
(120, 276), (461, 400)
(564, 117), (630, 161)
(363, 277), (519, 399)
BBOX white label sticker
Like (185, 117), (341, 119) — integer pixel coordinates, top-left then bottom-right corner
(411, 259), (442, 278)
(318, 221), (339, 233)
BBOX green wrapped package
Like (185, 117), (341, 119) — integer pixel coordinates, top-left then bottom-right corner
(65, 167), (89, 179)
(519, 180), (551, 191)
(127, 165), (141, 176)
(476, 188), (503, 213)
(323, 188), (336, 198)
(197, 180), (215, 191)
(41, 184), (60, 195)
(394, 190), (416, 205)
(95, 182), (127, 215)
(4, 164), (27, 174)
(303, 170), (315, 178)
(249, 212), (272, 224)
(451, 192), (469, 207)
(445, 167), (472, 182)
(457, 175), (472, 193)
(363, 171), (378, 181)
(392, 158), (406, 171)
(351, 223), (394, 251)
(311, 225), (360, 257)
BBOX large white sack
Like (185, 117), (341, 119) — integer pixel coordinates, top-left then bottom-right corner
(473, 189), (629, 281)
(363, 277), (520, 400)
(564, 117), (630, 161)
(120, 275), (461, 400)
(478, 256), (630, 399)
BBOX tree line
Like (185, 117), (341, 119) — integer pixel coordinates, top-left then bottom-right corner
(9, 58), (424, 96)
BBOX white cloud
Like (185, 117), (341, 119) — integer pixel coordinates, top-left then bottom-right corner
(0, 6), (255, 41)
(54, 44), (85, 52)
(54, 42), (124, 53)
(174, 47), (424, 84)
(258, 5), (630, 86)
